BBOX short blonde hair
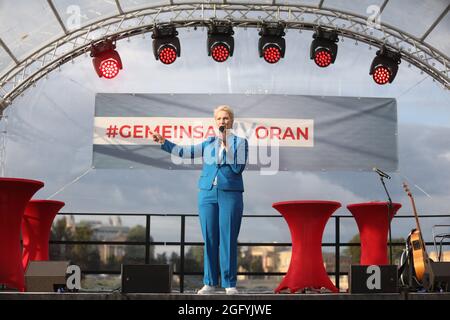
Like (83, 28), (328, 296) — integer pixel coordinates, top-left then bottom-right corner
(214, 105), (234, 124)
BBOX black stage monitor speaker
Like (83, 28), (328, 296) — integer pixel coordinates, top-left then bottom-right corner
(121, 264), (172, 293)
(423, 261), (450, 292)
(349, 265), (398, 293)
(25, 261), (69, 292)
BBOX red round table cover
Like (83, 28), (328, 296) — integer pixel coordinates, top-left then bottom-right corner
(22, 200), (65, 271)
(273, 200), (341, 293)
(347, 202), (402, 265)
(0, 178), (44, 291)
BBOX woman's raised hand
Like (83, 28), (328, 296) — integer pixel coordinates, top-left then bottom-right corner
(150, 131), (165, 144)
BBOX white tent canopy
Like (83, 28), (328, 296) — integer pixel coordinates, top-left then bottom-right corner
(0, 0), (449, 110)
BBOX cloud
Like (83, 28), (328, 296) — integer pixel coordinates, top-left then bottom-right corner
(438, 151), (450, 162)
(2, 30), (449, 246)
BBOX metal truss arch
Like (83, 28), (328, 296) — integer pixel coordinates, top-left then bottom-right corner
(0, 2), (448, 111)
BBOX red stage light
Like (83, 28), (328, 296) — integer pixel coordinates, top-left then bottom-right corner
(263, 45), (282, 64)
(314, 49), (333, 68)
(211, 43), (230, 62)
(90, 39), (122, 79)
(152, 25), (181, 64)
(310, 28), (338, 68)
(208, 23), (234, 62)
(258, 23), (285, 63)
(369, 46), (401, 85)
(99, 58), (120, 79)
(158, 45), (178, 64)
(373, 66), (391, 85)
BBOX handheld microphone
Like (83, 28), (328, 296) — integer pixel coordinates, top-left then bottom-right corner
(373, 167), (391, 179)
(219, 125), (225, 133)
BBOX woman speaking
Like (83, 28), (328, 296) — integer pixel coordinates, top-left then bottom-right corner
(152, 105), (248, 295)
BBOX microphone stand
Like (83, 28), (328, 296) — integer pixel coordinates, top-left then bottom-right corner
(378, 174), (394, 265)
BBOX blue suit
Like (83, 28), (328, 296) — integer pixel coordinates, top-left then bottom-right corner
(161, 134), (248, 288)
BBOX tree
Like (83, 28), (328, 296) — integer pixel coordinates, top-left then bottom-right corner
(71, 224), (100, 271)
(184, 246), (203, 272)
(123, 225), (155, 264)
(51, 217), (73, 241)
(250, 256), (264, 273)
(50, 217), (73, 261)
(155, 252), (168, 264)
(344, 234), (362, 264)
(239, 247), (264, 278)
(170, 252), (180, 273)
(105, 254), (120, 270)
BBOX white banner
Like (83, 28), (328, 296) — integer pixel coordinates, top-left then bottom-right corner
(93, 117), (314, 147)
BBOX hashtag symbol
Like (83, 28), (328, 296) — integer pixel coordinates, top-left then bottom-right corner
(106, 125), (118, 138)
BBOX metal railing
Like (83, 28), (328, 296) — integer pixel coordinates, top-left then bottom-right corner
(50, 212), (450, 292)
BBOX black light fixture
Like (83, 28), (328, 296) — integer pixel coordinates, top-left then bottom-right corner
(152, 25), (181, 65)
(369, 46), (402, 85)
(310, 28), (339, 68)
(258, 23), (286, 64)
(90, 39), (122, 79)
(207, 22), (234, 62)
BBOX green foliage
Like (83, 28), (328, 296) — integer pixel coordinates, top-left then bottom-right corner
(126, 225), (146, 242)
(51, 218), (73, 241)
(71, 225), (100, 270)
(123, 225), (154, 264)
(50, 217), (74, 261)
(344, 234), (361, 264)
(184, 246), (203, 272)
(239, 247), (264, 277)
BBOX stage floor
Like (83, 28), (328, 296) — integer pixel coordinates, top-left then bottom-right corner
(1, 292), (449, 300)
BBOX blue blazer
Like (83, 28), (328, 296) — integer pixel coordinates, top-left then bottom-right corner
(161, 135), (248, 191)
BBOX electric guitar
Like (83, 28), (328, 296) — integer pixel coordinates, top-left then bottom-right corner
(403, 182), (432, 282)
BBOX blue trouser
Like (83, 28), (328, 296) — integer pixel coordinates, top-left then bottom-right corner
(198, 186), (243, 288)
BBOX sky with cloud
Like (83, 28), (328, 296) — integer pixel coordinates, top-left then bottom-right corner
(2, 24), (449, 247)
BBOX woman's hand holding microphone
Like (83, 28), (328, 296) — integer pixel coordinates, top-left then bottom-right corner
(219, 125), (227, 148)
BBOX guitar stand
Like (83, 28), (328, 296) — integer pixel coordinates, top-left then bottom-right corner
(398, 233), (422, 292)
(407, 248), (423, 291)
